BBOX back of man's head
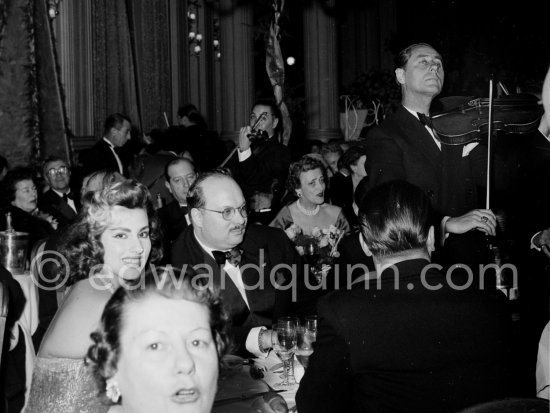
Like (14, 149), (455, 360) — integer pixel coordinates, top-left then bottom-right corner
(103, 113), (131, 136)
(359, 180), (433, 257)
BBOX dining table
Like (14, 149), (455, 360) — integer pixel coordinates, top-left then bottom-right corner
(214, 351), (303, 412)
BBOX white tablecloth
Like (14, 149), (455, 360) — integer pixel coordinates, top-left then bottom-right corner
(13, 272), (39, 338)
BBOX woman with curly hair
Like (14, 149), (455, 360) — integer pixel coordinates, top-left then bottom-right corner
(25, 180), (162, 413)
(86, 268), (230, 413)
(270, 155), (350, 237)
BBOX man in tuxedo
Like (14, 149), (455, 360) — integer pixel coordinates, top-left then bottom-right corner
(296, 180), (515, 413)
(158, 157), (196, 260)
(39, 156), (80, 229)
(80, 113), (132, 177)
(170, 170), (301, 356)
(231, 99), (291, 211)
(365, 43), (497, 268)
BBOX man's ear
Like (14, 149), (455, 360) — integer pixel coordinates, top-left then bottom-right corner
(165, 180), (173, 194)
(272, 117), (279, 131)
(395, 68), (406, 85)
(427, 225), (435, 254)
(190, 208), (203, 228)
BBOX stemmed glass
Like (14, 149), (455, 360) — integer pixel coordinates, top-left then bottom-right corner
(272, 317), (298, 386)
(296, 316), (318, 370)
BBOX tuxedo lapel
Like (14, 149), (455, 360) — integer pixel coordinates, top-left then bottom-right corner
(44, 190), (77, 221)
(239, 233), (277, 319)
(396, 107), (442, 171)
(183, 229), (249, 323)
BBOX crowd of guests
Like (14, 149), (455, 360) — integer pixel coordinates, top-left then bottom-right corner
(0, 41), (549, 413)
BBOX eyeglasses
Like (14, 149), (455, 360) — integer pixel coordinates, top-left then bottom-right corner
(200, 204), (248, 221)
(46, 166), (69, 177)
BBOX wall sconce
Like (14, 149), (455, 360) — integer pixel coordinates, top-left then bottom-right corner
(188, 1), (202, 56)
(47, 0), (61, 19)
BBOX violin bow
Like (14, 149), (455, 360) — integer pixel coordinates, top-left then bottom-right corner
(486, 78), (494, 210)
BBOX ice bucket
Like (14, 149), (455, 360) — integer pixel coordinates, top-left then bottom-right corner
(0, 230), (29, 274)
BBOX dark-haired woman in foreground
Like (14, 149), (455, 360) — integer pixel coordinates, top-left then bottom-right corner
(86, 268), (230, 413)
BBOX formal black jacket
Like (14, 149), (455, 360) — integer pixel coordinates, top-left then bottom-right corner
(80, 138), (129, 177)
(170, 224), (302, 354)
(158, 201), (188, 262)
(230, 137), (291, 203)
(365, 105), (487, 218)
(38, 189), (80, 229)
(365, 105), (491, 267)
(296, 258), (515, 413)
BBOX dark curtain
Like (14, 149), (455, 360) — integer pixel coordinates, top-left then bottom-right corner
(92, 0), (139, 136)
(127, 0), (171, 133)
(92, 0), (171, 137)
(34, 0), (70, 161)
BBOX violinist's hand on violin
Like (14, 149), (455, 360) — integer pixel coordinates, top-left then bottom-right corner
(445, 209), (497, 236)
(533, 229), (550, 259)
(239, 125), (252, 152)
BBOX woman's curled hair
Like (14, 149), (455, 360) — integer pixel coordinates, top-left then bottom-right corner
(286, 155), (327, 196)
(86, 268), (230, 403)
(58, 179), (162, 285)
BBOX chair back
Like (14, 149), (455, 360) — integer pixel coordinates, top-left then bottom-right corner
(0, 279), (8, 363)
(457, 398), (549, 413)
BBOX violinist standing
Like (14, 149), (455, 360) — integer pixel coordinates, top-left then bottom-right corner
(230, 99), (291, 217)
(365, 43), (497, 268)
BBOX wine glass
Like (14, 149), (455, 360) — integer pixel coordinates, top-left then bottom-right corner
(305, 315), (318, 338)
(272, 317), (298, 386)
(296, 316), (318, 370)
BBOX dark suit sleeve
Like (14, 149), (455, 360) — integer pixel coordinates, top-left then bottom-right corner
(296, 294), (353, 413)
(267, 227), (300, 321)
(236, 145), (290, 193)
(365, 127), (406, 189)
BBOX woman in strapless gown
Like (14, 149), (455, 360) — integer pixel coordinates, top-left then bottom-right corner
(25, 180), (162, 413)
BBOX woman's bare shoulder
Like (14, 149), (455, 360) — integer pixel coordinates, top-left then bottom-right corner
(38, 281), (110, 359)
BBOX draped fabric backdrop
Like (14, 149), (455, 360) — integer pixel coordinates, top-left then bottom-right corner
(0, 0), (32, 166)
(34, 0), (71, 162)
(0, 0), (69, 167)
(91, 0), (171, 137)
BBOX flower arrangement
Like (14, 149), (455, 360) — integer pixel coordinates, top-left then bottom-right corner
(285, 224), (344, 279)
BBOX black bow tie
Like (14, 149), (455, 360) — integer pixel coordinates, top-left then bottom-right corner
(212, 248), (242, 267)
(417, 113), (433, 128)
(62, 192), (74, 202)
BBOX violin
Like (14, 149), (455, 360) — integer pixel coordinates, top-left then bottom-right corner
(431, 93), (544, 146)
(218, 111), (269, 168)
(247, 112), (269, 143)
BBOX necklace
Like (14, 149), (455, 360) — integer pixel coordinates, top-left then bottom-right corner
(296, 199), (320, 216)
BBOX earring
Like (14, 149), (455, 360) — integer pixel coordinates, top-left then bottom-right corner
(106, 378), (121, 403)
(297, 192), (302, 198)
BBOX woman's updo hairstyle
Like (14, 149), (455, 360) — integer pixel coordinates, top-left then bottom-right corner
(286, 155), (327, 197)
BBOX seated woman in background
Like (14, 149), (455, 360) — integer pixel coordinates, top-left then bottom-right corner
(86, 268), (230, 413)
(270, 156), (350, 237)
(25, 180), (162, 413)
(0, 167), (57, 254)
